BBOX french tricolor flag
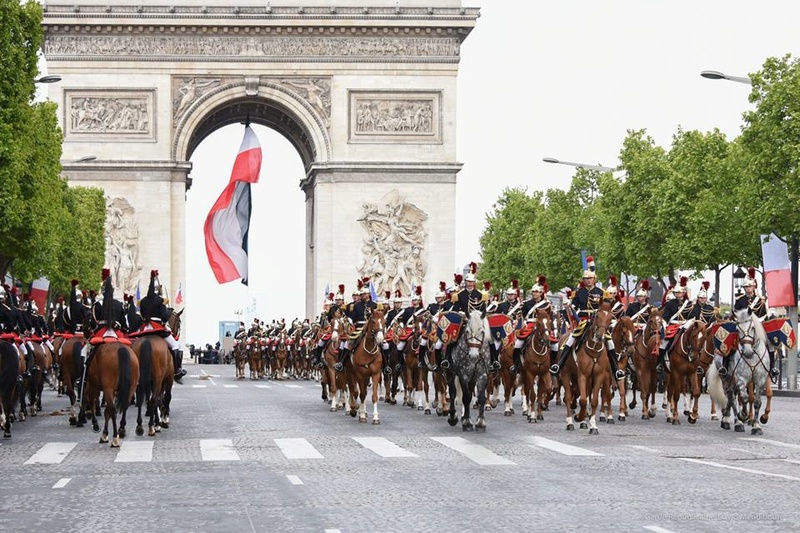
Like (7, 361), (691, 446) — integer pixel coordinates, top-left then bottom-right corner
(204, 126), (263, 286)
(761, 234), (795, 307)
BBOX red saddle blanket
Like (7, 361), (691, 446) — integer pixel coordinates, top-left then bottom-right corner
(664, 324), (680, 340)
(88, 328), (131, 346)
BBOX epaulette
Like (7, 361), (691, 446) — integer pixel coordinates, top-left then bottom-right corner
(451, 292), (458, 303)
(481, 292), (488, 303)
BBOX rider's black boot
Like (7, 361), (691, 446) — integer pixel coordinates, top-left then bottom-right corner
(333, 348), (348, 372)
(382, 348), (392, 375)
(433, 347), (443, 371)
(656, 348), (666, 373)
(510, 347), (522, 374)
(768, 350), (780, 381)
(489, 344), (500, 373)
(417, 345), (427, 369)
(719, 353), (732, 377)
(550, 344), (571, 375)
(395, 346), (405, 373)
(441, 345), (454, 370)
(312, 345), (324, 368)
(172, 349), (186, 384)
(607, 348), (625, 380)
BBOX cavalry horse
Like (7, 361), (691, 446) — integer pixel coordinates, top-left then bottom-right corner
(446, 311), (491, 432)
(247, 338), (264, 380)
(233, 340), (248, 380)
(84, 341), (140, 447)
(665, 319), (707, 425)
(271, 331), (289, 380)
(420, 313), (450, 416)
(59, 334), (88, 426)
(0, 340), (18, 438)
(708, 308), (771, 434)
(607, 315), (636, 422)
(572, 308), (613, 434)
(518, 309), (555, 423)
(131, 335), (174, 436)
(401, 312), (428, 411)
(345, 307), (386, 424)
(631, 308), (662, 420)
(320, 316), (349, 411)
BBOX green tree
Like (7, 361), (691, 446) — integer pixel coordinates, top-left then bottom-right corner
(527, 188), (582, 289)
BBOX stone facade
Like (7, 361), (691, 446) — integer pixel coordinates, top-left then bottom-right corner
(43, 2), (478, 318)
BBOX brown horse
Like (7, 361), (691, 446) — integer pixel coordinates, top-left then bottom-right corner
(345, 308), (386, 424)
(519, 309), (555, 423)
(571, 309), (613, 434)
(319, 317), (349, 411)
(247, 339), (263, 380)
(664, 320), (708, 425)
(420, 314), (450, 416)
(83, 341), (140, 447)
(0, 340), (19, 438)
(271, 331), (289, 380)
(632, 309), (663, 420)
(607, 315), (636, 423)
(131, 336), (174, 436)
(401, 312), (427, 410)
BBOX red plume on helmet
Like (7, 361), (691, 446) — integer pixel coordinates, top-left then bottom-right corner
(57, 296), (64, 304)
(662, 285), (673, 306)
(384, 290), (391, 301)
(617, 288), (625, 303)
(537, 275), (547, 286)
(338, 284), (345, 295)
(23, 293), (30, 302)
(609, 274), (618, 286)
(395, 289), (402, 299)
(579, 280), (586, 289)
(564, 288), (573, 298)
(483, 280), (491, 292)
(454, 273), (463, 285)
(469, 262), (478, 275)
(102, 268), (110, 281)
(150, 269), (158, 278)
(415, 285), (423, 296)
(357, 279), (364, 290)
(71, 279), (79, 287)
(640, 279), (650, 291)
(362, 276), (371, 287)
(702, 281), (710, 291)
(439, 281), (447, 292)
(511, 279), (519, 291)
(328, 292), (334, 301)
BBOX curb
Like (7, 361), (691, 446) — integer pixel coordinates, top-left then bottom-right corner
(773, 389), (800, 397)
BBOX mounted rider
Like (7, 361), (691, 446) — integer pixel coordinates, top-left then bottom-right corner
(550, 256), (625, 381)
(723, 268), (778, 380)
(690, 281), (717, 326)
(418, 282), (447, 370)
(439, 263), (488, 371)
(394, 286), (424, 373)
(383, 290), (404, 375)
(333, 277), (376, 372)
(604, 275), (626, 320)
(137, 269), (187, 384)
(509, 276), (550, 373)
(625, 280), (655, 326)
(657, 276), (693, 372)
(309, 292), (335, 369)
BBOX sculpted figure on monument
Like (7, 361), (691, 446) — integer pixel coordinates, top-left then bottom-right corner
(105, 197), (141, 295)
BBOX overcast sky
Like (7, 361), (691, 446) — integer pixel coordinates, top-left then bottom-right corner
(180, 1), (800, 345)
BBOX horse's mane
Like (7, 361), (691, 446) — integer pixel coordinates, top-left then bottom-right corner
(734, 308), (767, 343)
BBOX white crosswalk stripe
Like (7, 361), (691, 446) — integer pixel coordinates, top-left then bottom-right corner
(352, 437), (418, 458)
(528, 436), (603, 456)
(431, 436), (515, 465)
(24, 442), (78, 465)
(200, 439), (240, 461)
(115, 441), (154, 463)
(275, 438), (323, 459)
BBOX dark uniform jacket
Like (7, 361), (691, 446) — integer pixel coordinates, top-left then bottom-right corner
(0, 301), (18, 333)
(494, 299), (519, 317)
(425, 302), (443, 316)
(351, 299), (377, 324)
(386, 307), (403, 327)
(734, 293), (767, 318)
(571, 286), (603, 317)
(660, 297), (684, 323)
(521, 297), (551, 320)
(625, 301), (653, 323)
(451, 288), (486, 316)
(689, 302), (717, 325)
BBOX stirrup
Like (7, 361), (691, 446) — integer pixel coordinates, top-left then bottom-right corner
(549, 364), (560, 375)
(383, 365), (392, 376)
(333, 362), (344, 372)
(614, 369), (625, 380)
(441, 359), (451, 369)
(509, 364), (518, 374)
(174, 374), (184, 384)
(718, 366), (728, 377)
(655, 364), (663, 373)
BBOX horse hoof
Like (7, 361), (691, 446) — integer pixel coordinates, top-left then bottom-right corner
(436, 409), (443, 416)
(475, 425), (486, 433)
(448, 417), (458, 427)
(160, 422), (169, 429)
(99, 435), (108, 443)
(528, 417), (534, 423)
(92, 423), (100, 432)
(485, 405), (493, 412)
(69, 417), (77, 426)
(372, 419), (380, 425)
(3, 432), (9, 438)
(683, 410), (690, 416)
(759, 415), (769, 425)
(721, 421), (730, 430)
(566, 424), (575, 431)
(462, 425), (474, 432)
(504, 411), (512, 417)
(599, 415), (606, 423)
(672, 419), (681, 426)
(666, 417), (673, 424)
(330, 406), (337, 412)
(751, 427), (763, 435)
(350, 410), (357, 418)
(734, 424), (745, 433)
(579, 422), (588, 430)
(687, 415), (697, 425)
(556, 400), (562, 406)
(648, 408), (657, 418)
(148, 427), (156, 437)
(425, 409), (431, 415)
(711, 414), (720, 421)
(589, 428), (599, 435)
(617, 415), (626, 422)
(417, 405), (424, 411)
(536, 414), (544, 421)
(118, 428), (126, 439)
(136, 426), (144, 436)
(606, 418), (615, 425)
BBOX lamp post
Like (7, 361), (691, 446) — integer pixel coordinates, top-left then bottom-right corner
(702, 69), (797, 389)
(34, 75), (62, 84)
(542, 157), (618, 173)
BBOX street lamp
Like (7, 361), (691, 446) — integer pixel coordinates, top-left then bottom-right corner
(702, 69), (797, 390)
(34, 75), (62, 84)
(542, 157), (618, 173)
(74, 155), (97, 163)
(732, 266), (746, 298)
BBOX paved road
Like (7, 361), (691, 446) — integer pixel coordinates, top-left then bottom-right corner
(1, 362), (799, 533)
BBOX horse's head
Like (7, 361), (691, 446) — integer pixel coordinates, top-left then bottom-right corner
(614, 315), (636, 350)
(734, 308), (767, 357)
(645, 308), (663, 346)
(686, 320), (707, 353)
(464, 311), (487, 356)
(533, 309), (555, 344)
(168, 309), (182, 339)
(368, 308), (385, 344)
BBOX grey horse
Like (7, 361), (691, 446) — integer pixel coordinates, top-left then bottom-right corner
(447, 311), (491, 432)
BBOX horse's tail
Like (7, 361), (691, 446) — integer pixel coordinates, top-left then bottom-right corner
(115, 347), (132, 412)
(137, 339), (153, 403)
(72, 340), (84, 388)
(0, 341), (18, 404)
(706, 364), (728, 407)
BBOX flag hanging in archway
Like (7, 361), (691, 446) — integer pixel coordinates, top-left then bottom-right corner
(204, 125), (263, 285)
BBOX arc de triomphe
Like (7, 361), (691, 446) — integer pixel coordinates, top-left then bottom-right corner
(42, 1), (478, 318)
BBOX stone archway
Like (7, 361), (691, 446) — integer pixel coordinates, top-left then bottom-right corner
(43, 2), (479, 318)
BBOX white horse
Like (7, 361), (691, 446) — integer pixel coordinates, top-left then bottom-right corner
(708, 308), (770, 434)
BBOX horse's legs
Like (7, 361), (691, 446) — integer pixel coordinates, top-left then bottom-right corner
(476, 377), (487, 431)
(503, 369), (515, 416)
(617, 372), (627, 422)
(461, 377), (474, 431)
(357, 377), (368, 423)
(688, 374), (700, 424)
(561, 373), (575, 430)
(446, 374), (458, 426)
(760, 380), (772, 425)
(575, 371), (588, 423)
(371, 371), (381, 424)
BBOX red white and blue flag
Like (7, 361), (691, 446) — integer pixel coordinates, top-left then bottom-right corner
(204, 126), (263, 286)
(175, 282), (183, 305)
(30, 277), (49, 314)
(760, 234), (794, 307)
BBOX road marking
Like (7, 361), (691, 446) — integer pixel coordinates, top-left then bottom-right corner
(729, 447), (773, 458)
(200, 439), (240, 461)
(739, 437), (800, 450)
(783, 459), (800, 466)
(628, 445), (661, 454)
(678, 457), (800, 481)
(223, 384), (238, 388)
(192, 384), (206, 388)
(431, 437), (515, 465)
(115, 441), (154, 463)
(275, 438), (323, 459)
(644, 526), (676, 533)
(254, 384), (271, 389)
(52, 478), (71, 489)
(286, 475), (303, 485)
(25, 442), (78, 465)
(324, 530), (342, 533)
(284, 384), (302, 389)
(352, 437), (418, 458)
(528, 436), (603, 456)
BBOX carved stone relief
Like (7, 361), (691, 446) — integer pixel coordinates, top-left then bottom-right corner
(172, 77), (223, 126)
(105, 196), (141, 296)
(278, 78), (331, 128)
(65, 90), (154, 141)
(349, 91), (441, 143)
(44, 35), (461, 60)
(357, 190), (428, 298)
